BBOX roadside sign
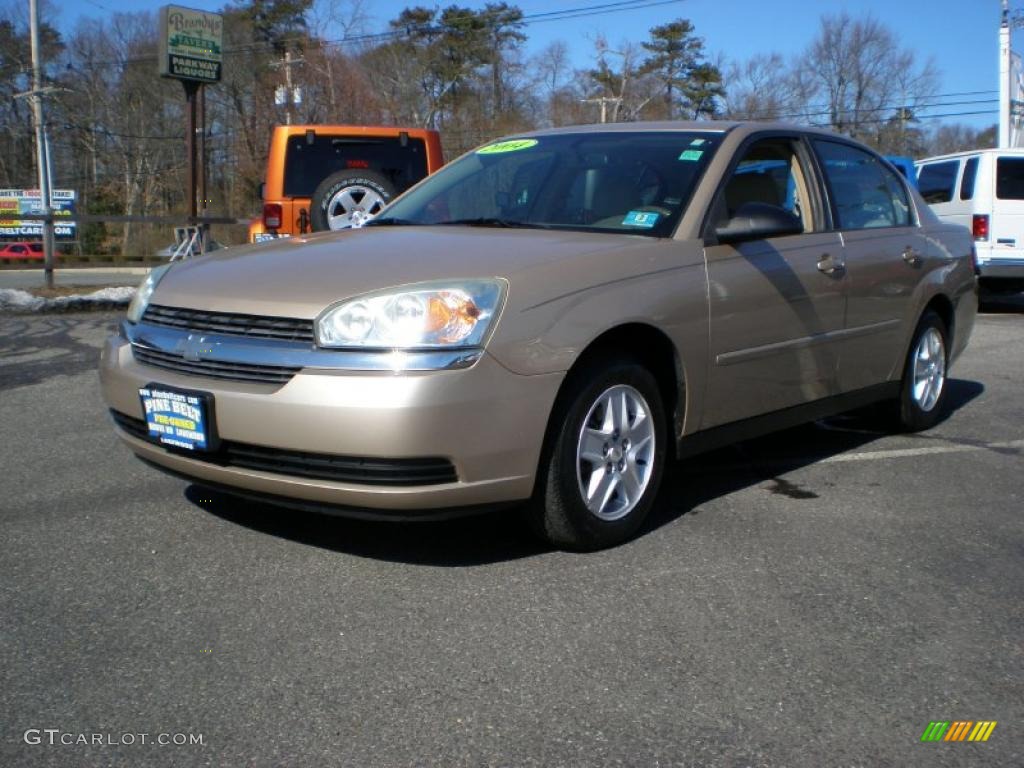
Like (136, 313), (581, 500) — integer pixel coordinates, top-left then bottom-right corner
(158, 5), (223, 83)
(0, 189), (76, 239)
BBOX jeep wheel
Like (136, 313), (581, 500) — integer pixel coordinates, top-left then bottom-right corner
(310, 170), (395, 231)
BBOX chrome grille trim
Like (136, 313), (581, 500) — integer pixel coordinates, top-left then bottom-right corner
(124, 320), (483, 376)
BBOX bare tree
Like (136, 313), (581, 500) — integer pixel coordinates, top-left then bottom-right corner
(721, 53), (802, 121)
(799, 12), (938, 147)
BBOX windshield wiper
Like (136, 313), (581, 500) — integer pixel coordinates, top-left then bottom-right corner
(437, 217), (531, 228)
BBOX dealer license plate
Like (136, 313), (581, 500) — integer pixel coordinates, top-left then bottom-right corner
(139, 385), (212, 451)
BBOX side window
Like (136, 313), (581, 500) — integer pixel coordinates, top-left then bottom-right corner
(714, 138), (813, 233)
(996, 157), (1024, 199)
(959, 157), (979, 200)
(814, 140), (912, 230)
(917, 161), (959, 204)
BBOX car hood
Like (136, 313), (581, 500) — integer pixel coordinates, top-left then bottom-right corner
(149, 226), (670, 319)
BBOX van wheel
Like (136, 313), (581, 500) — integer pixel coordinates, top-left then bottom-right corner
(310, 170), (395, 231)
(895, 311), (949, 432)
(530, 360), (667, 551)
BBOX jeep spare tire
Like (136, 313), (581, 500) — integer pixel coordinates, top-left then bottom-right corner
(310, 170), (395, 230)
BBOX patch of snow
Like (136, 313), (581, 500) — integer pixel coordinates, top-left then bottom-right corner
(0, 286), (136, 313)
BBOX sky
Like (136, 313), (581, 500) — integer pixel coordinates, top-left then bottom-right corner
(53, 0), (1004, 130)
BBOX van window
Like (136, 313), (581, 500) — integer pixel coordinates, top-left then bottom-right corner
(813, 140), (912, 230)
(996, 157), (1024, 199)
(282, 135), (428, 198)
(959, 157), (979, 200)
(917, 161), (959, 203)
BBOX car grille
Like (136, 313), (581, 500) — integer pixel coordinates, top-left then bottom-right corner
(110, 411), (459, 486)
(142, 304), (315, 344)
(132, 345), (300, 385)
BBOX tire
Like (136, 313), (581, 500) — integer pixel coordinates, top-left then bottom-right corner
(895, 311), (950, 432)
(529, 359), (668, 551)
(310, 170), (395, 231)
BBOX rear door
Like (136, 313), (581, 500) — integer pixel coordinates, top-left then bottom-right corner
(812, 139), (927, 393)
(990, 154), (1024, 259)
(702, 134), (845, 427)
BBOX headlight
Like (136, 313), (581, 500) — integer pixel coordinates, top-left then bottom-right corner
(316, 279), (505, 349)
(126, 264), (172, 323)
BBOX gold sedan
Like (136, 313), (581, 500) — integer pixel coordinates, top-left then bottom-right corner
(101, 122), (977, 550)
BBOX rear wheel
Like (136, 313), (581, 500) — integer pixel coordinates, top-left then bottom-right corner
(896, 311), (949, 432)
(530, 360), (667, 551)
(310, 170), (395, 231)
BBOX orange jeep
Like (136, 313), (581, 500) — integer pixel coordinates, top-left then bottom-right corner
(250, 125), (444, 241)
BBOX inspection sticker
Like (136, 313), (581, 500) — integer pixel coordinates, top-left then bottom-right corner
(476, 139), (539, 155)
(690, 138), (707, 146)
(622, 211), (660, 228)
(679, 149), (704, 161)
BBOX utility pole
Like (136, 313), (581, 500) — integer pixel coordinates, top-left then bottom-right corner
(273, 50), (304, 125)
(582, 96), (622, 124)
(1001, 0), (1011, 148)
(29, 0), (55, 288)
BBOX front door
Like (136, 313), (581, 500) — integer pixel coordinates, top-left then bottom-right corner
(702, 136), (846, 428)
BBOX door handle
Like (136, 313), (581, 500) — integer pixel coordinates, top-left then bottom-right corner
(817, 253), (845, 275)
(902, 246), (922, 267)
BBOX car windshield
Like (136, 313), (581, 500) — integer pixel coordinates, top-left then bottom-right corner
(373, 131), (722, 237)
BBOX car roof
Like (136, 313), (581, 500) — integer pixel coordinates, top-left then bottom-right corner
(513, 120), (852, 141)
(916, 147), (1024, 164)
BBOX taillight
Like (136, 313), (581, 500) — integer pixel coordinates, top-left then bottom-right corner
(972, 214), (989, 241)
(263, 203), (282, 230)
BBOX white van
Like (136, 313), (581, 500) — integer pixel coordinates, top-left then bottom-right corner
(916, 148), (1024, 290)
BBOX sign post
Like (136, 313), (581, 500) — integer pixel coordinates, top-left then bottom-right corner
(158, 5), (223, 245)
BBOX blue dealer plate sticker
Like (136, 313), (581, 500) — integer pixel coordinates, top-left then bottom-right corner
(622, 211), (660, 228)
(140, 386), (211, 451)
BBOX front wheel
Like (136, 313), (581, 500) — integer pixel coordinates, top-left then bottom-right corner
(531, 360), (667, 551)
(896, 311), (949, 432)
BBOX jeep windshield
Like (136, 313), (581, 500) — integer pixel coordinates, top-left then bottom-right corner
(371, 131), (722, 237)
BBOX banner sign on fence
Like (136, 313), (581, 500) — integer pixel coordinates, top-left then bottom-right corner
(0, 190), (76, 238)
(159, 5), (223, 83)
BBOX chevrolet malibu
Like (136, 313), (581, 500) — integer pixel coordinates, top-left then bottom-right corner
(101, 122), (977, 550)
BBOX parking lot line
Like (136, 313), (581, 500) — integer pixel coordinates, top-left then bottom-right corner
(820, 438), (1024, 463)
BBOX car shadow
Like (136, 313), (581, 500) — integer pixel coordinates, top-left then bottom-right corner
(647, 378), (985, 535)
(187, 379), (984, 566)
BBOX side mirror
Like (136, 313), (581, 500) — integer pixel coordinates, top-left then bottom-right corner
(714, 202), (804, 244)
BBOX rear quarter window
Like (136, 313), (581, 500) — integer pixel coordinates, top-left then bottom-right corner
(996, 157), (1024, 200)
(917, 161), (959, 204)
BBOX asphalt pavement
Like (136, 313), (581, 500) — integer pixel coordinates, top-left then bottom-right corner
(1, 299), (1022, 767)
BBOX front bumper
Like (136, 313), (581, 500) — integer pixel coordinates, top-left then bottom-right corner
(100, 330), (562, 513)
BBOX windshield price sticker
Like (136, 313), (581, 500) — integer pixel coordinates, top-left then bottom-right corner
(477, 139), (539, 155)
